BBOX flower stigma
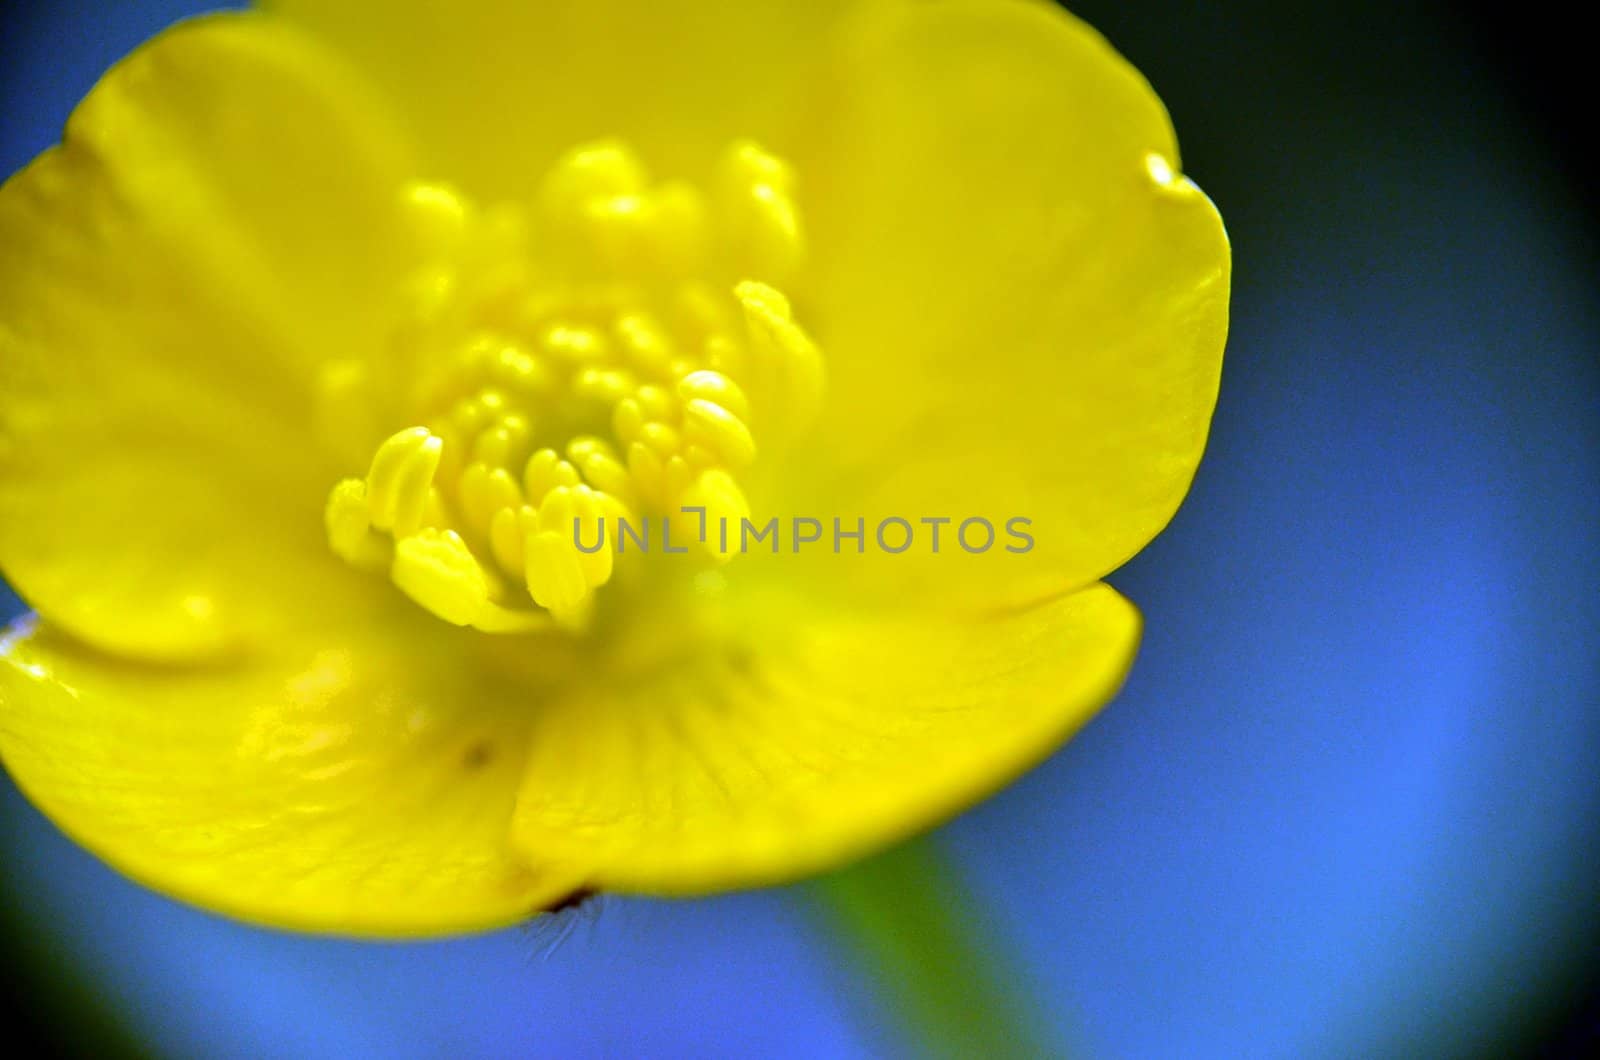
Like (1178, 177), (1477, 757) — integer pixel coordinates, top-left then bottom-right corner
(322, 140), (824, 634)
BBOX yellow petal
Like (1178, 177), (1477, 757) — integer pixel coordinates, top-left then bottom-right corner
(794, 0), (1230, 606)
(0, 14), (415, 659)
(509, 582), (1138, 892)
(0, 610), (579, 936)
(263, 0), (863, 197)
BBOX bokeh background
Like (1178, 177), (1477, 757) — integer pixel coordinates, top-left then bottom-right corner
(3, 1), (1597, 1056)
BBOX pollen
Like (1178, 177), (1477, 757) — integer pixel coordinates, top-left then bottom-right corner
(322, 140), (824, 633)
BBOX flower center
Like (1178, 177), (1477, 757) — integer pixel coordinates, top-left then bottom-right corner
(322, 140), (823, 633)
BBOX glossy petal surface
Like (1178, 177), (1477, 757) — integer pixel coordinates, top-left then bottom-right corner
(793, 0), (1230, 607)
(510, 583), (1140, 891)
(0, 610), (576, 936)
(0, 14), (413, 658)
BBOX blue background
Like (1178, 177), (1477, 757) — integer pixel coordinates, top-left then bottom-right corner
(3, 1), (1597, 1056)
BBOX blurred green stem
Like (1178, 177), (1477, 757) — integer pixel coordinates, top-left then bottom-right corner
(810, 837), (1059, 1058)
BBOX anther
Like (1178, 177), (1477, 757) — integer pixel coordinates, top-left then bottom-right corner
(366, 427), (443, 536)
(716, 141), (804, 284)
(392, 528), (550, 634)
(400, 181), (472, 262)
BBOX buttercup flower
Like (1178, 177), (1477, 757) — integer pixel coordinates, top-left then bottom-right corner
(0, 0), (1228, 935)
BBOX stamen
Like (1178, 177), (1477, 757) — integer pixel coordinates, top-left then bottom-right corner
(392, 528), (550, 634)
(366, 427), (443, 536)
(323, 139), (823, 633)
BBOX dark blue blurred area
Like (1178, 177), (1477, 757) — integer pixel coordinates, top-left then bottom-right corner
(3, 1), (1597, 1057)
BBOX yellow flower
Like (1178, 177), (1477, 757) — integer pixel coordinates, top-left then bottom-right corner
(0, 0), (1228, 936)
